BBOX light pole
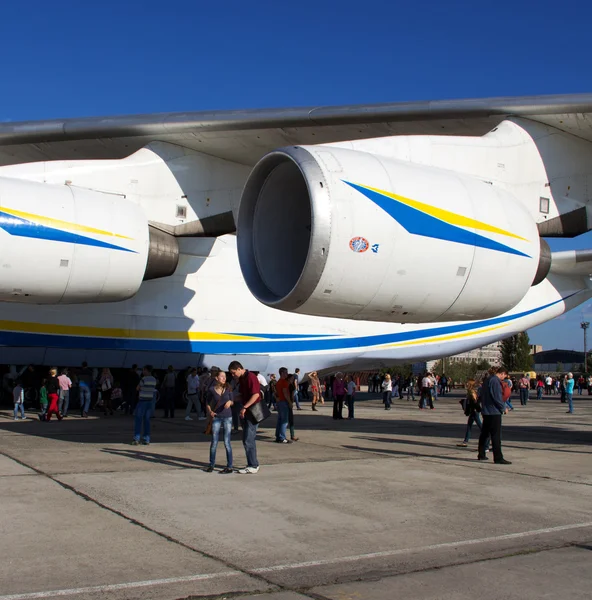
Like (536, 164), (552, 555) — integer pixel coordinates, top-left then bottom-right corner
(581, 321), (590, 372)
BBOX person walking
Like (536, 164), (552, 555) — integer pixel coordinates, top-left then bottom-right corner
(274, 367), (291, 443)
(478, 367), (511, 464)
(185, 367), (200, 421)
(293, 368), (302, 410)
(99, 368), (114, 416)
(309, 371), (321, 410)
(161, 365), (177, 418)
(382, 374), (392, 410)
(577, 375), (585, 395)
(420, 373), (434, 410)
(13, 379), (26, 420)
(332, 372), (346, 419)
(457, 379), (482, 447)
(287, 373), (299, 441)
(132, 366), (157, 445)
(565, 372), (575, 413)
(206, 370), (234, 473)
(536, 377), (544, 400)
(406, 376), (415, 401)
(38, 379), (48, 420)
(229, 361), (262, 474)
(78, 362), (93, 417)
(267, 373), (277, 410)
(544, 375), (552, 395)
(502, 374), (514, 411)
(57, 369), (72, 417)
(345, 374), (356, 419)
(45, 368), (63, 421)
(518, 373), (530, 406)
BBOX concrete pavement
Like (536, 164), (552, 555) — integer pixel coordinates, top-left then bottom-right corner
(0, 393), (590, 599)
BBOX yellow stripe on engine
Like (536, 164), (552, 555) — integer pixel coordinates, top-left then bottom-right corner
(359, 184), (528, 242)
(1, 207), (133, 240)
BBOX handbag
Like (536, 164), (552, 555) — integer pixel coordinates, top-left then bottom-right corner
(246, 399), (271, 424)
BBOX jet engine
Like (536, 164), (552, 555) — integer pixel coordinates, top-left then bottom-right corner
(237, 146), (550, 323)
(0, 177), (178, 304)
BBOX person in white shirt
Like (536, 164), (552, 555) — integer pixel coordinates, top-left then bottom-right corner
(420, 373), (434, 410)
(545, 375), (553, 395)
(382, 374), (392, 410)
(345, 375), (357, 419)
(185, 368), (201, 421)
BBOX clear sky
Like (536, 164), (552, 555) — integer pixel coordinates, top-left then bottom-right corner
(0, 0), (590, 351)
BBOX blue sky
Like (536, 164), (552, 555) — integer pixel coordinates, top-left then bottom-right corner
(0, 0), (590, 350)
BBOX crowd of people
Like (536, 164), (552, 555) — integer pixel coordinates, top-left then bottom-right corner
(4, 361), (584, 473)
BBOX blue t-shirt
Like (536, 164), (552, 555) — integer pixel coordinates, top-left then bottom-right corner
(565, 379), (575, 394)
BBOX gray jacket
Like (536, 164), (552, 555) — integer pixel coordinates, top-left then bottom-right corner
(480, 375), (506, 416)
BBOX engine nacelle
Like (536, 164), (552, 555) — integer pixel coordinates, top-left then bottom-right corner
(238, 146), (548, 323)
(0, 177), (176, 304)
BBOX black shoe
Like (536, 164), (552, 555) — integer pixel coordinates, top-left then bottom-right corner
(205, 466), (214, 472)
(220, 467), (233, 474)
(477, 455), (489, 461)
(494, 459), (512, 465)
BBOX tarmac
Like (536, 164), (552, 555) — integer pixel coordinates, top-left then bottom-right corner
(0, 391), (590, 600)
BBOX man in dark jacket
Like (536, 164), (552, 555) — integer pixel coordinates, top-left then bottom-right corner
(478, 367), (511, 464)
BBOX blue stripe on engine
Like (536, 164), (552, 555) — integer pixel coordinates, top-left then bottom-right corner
(344, 182), (531, 258)
(0, 211), (135, 253)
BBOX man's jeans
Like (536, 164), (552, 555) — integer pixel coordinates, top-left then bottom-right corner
(537, 387), (543, 400)
(79, 386), (91, 414)
(567, 393), (574, 413)
(59, 390), (70, 416)
(463, 412), (482, 442)
(231, 401), (242, 430)
(210, 417), (233, 468)
(13, 403), (25, 419)
(275, 402), (289, 441)
(293, 391), (301, 409)
(134, 401), (153, 442)
(520, 388), (529, 406)
(241, 418), (259, 468)
(185, 393), (200, 418)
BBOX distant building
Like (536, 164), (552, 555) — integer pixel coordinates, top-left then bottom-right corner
(427, 341), (502, 371)
(529, 344), (543, 355)
(533, 349), (585, 372)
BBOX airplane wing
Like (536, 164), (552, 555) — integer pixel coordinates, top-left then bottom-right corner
(1, 94), (592, 167)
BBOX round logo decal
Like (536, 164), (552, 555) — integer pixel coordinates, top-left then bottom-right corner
(349, 236), (369, 253)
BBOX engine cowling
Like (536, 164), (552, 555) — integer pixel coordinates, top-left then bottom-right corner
(237, 146), (548, 323)
(0, 177), (178, 304)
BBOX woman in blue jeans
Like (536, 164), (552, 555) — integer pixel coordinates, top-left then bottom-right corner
(206, 371), (234, 473)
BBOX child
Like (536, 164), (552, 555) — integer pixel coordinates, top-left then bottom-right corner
(39, 379), (48, 420)
(13, 380), (26, 420)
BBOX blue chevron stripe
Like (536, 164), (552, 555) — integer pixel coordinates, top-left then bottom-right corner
(344, 181), (530, 258)
(0, 211), (135, 253)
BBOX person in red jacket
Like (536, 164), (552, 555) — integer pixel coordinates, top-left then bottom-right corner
(45, 368), (63, 421)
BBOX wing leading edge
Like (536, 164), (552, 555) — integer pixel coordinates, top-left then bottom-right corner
(1, 94), (592, 167)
